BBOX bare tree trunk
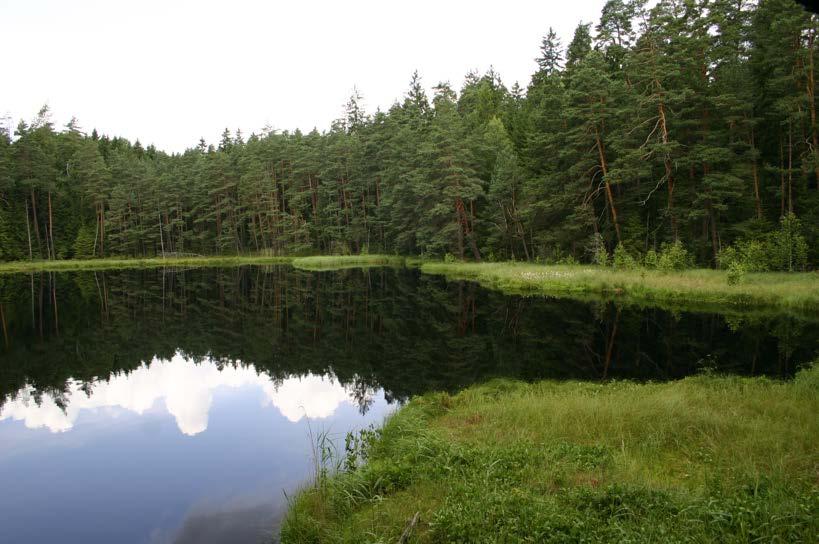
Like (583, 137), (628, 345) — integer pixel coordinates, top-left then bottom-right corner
(99, 203), (106, 257)
(51, 272), (59, 335)
(807, 28), (819, 186)
(0, 303), (8, 349)
(25, 200), (33, 260)
(48, 190), (55, 260)
(788, 122), (794, 214)
(594, 127), (622, 243)
(158, 213), (165, 258)
(30, 190), (41, 256)
(780, 135), (786, 217)
(603, 307), (620, 380)
(750, 127), (762, 220)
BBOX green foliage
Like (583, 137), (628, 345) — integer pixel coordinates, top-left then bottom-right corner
(282, 366), (819, 542)
(768, 213), (809, 272)
(612, 243), (637, 270)
(0, 208), (22, 261)
(72, 224), (96, 259)
(588, 233), (609, 267)
(719, 239), (770, 273)
(657, 241), (691, 271)
(419, 261), (819, 313)
(1, 1), (819, 271)
(643, 249), (658, 269)
(727, 262), (746, 286)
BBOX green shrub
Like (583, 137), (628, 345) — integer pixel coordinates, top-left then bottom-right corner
(443, 252), (457, 263)
(768, 213), (808, 272)
(588, 233), (609, 267)
(613, 243), (637, 270)
(727, 262), (746, 286)
(657, 240), (690, 271)
(556, 253), (580, 265)
(643, 249), (659, 269)
(719, 239), (770, 272)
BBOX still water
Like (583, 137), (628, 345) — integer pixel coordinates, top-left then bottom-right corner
(0, 266), (816, 543)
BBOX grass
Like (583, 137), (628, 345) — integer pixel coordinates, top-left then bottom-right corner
(0, 255), (293, 274)
(281, 365), (819, 543)
(2, 255), (818, 316)
(420, 261), (819, 314)
(292, 255), (406, 271)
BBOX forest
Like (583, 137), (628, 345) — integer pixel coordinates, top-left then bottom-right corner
(0, 0), (817, 269)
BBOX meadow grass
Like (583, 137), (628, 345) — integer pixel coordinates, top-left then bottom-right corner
(3, 256), (818, 316)
(0, 255), (293, 274)
(292, 255), (406, 271)
(421, 261), (819, 314)
(281, 365), (819, 543)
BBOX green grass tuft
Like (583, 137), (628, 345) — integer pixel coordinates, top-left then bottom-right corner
(420, 261), (819, 315)
(281, 365), (819, 543)
(292, 255), (406, 271)
(0, 255), (293, 274)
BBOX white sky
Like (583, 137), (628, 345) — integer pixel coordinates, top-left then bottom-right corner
(1, 0), (608, 153)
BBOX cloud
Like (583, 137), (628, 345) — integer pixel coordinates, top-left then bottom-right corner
(0, 354), (366, 435)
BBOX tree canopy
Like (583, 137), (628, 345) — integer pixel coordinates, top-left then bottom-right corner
(1, 0), (816, 268)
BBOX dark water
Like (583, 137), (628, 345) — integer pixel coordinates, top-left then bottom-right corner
(0, 266), (816, 543)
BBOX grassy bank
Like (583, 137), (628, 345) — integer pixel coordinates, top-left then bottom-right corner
(0, 255), (293, 274)
(421, 262), (819, 313)
(3, 256), (818, 315)
(282, 365), (819, 543)
(292, 255), (406, 271)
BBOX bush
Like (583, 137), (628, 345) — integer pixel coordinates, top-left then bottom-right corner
(718, 240), (770, 272)
(443, 252), (457, 263)
(588, 233), (609, 267)
(613, 243), (637, 270)
(657, 241), (690, 271)
(768, 213), (808, 272)
(727, 262), (746, 286)
(557, 254), (580, 266)
(643, 249), (659, 269)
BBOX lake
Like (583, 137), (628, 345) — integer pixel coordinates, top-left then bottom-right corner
(0, 265), (815, 543)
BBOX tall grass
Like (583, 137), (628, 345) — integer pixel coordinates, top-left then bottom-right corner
(0, 255), (293, 274)
(292, 255), (406, 271)
(281, 365), (819, 543)
(421, 261), (819, 314)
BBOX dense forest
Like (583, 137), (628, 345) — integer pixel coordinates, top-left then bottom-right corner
(0, 0), (817, 268)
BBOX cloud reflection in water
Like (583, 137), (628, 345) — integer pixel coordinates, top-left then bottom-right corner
(0, 353), (365, 435)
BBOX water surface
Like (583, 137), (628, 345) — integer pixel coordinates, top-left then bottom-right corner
(0, 266), (815, 543)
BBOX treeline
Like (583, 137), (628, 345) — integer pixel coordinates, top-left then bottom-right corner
(0, 0), (817, 267)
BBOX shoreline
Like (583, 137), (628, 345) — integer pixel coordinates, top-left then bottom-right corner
(1, 255), (817, 314)
(281, 366), (819, 542)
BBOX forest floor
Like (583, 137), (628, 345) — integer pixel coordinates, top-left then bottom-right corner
(281, 365), (819, 543)
(420, 261), (819, 314)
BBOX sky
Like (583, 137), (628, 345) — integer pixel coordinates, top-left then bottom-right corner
(1, 0), (608, 153)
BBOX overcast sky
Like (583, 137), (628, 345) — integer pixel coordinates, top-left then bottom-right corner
(1, 0), (608, 153)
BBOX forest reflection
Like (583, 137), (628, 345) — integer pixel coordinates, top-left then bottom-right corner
(0, 266), (815, 415)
